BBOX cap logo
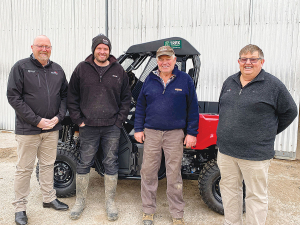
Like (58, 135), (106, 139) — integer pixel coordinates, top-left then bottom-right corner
(158, 47), (168, 52)
(103, 39), (109, 45)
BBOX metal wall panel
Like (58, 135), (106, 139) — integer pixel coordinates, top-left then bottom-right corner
(0, 0), (106, 130)
(107, 0), (300, 158)
(1, 0), (299, 158)
(250, 0), (300, 158)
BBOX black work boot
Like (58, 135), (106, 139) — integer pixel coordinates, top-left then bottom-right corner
(15, 211), (28, 225)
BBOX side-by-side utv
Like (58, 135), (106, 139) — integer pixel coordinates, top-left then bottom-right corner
(36, 37), (228, 215)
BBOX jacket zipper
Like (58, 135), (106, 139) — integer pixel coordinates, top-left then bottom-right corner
(37, 73), (41, 87)
(89, 62), (111, 83)
(44, 69), (50, 117)
(161, 77), (176, 94)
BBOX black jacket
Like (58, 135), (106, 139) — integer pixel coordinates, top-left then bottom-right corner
(217, 69), (298, 160)
(7, 54), (68, 135)
(67, 54), (131, 128)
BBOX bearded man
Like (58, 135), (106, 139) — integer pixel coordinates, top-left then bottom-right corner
(67, 34), (131, 221)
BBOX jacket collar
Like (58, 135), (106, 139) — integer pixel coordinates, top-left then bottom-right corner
(232, 69), (266, 85)
(30, 53), (52, 68)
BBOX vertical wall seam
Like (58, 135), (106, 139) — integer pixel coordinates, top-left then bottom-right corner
(73, 0), (76, 57)
(249, 0), (254, 43)
(40, 0), (43, 34)
(10, 0), (14, 62)
(105, 0), (108, 37)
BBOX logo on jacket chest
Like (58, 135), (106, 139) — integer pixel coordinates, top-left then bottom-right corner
(51, 71), (58, 75)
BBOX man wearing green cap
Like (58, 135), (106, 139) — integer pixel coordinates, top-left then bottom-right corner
(67, 33), (131, 221)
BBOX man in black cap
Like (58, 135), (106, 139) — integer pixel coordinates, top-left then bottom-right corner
(67, 33), (131, 221)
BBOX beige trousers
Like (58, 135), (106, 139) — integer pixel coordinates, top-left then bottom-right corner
(217, 151), (271, 225)
(12, 131), (59, 212)
(141, 128), (185, 218)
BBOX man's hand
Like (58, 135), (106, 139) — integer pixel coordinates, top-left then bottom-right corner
(184, 134), (197, 148)
(37, 118), (51, 129)
(41, 116), (59, 130)
(134, 131), (145, 143)
(79, 122), (85, 127)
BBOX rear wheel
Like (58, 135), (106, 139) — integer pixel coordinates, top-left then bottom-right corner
(36, 148), (78, 197)
(198, 159), (246, 215)
(198, 159), (224, 214)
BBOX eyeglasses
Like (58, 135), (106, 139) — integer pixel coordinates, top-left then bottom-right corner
(33, 45), (52, 50)
(238, 58), (261, 64)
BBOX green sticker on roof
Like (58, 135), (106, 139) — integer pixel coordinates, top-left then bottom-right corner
(164, 40), (182, 49)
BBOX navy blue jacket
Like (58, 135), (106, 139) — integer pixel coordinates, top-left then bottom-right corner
(134, 66), (199, 136)
(217, 69), (297, 160)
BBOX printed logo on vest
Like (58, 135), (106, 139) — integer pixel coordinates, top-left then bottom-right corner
(51, 71), (58, 75)
(175, 88), (182, 91)
(112, 75), (118, 77)
(28, 70), (35, 73)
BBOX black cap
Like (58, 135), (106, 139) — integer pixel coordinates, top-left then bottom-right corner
(91, 33), (111, 54)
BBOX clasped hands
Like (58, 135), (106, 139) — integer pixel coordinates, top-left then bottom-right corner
(37, 116), (59, 130)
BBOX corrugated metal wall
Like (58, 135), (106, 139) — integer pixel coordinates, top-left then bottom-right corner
(1, 0), (299, 158)
(107, 0), (300, 159)
(0, 0), (106, 130)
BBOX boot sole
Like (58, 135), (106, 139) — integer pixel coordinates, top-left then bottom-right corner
(108, 217), (118, 221)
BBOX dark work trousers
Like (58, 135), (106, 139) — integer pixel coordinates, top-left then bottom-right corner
(77, 125), (121, 175)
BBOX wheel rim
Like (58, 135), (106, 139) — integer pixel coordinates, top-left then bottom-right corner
(54, 161), (74, 188)
(212, 176), (222, 203)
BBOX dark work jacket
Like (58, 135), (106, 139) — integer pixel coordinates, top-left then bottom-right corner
(67, 54), (131, 128)
(217, 69), (297, 161)
(7, 54), (68, 135)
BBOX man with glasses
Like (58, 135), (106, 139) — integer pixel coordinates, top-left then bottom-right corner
(7, 35), (69, 225)
(217, 44), (297, 225)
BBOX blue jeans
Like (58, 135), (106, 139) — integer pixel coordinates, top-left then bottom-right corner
(77, 125), (121, 175)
